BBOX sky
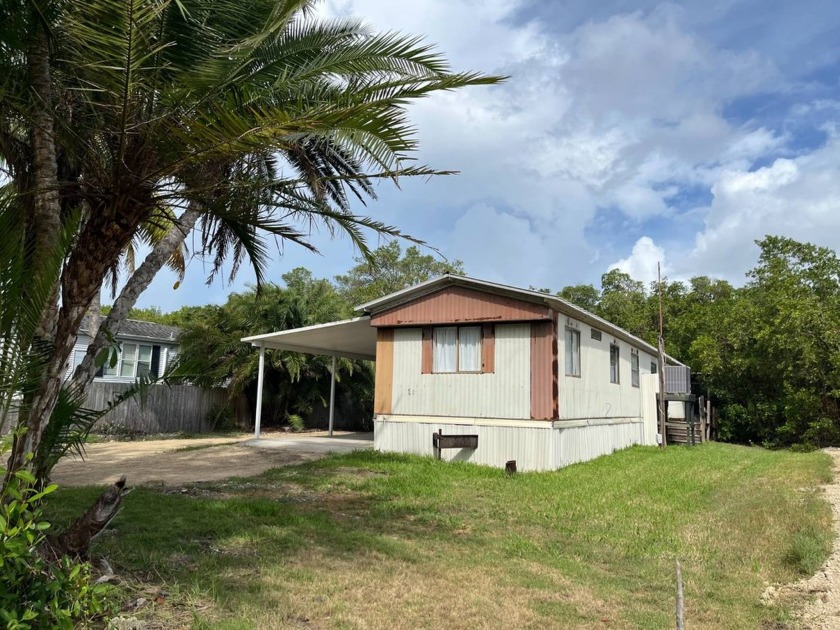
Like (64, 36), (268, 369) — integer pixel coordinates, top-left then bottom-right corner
(136, 0), (840, 311)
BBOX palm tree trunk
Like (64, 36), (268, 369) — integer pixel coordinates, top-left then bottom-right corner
(71, 207), (201, 389)
(9, 18), (64, 473)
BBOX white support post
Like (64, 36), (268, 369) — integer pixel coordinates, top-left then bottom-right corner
(328, 355), (337, 437)
(254, 345), (266, 440)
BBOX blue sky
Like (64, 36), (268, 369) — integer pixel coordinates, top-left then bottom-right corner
(136, 0), (840, 311)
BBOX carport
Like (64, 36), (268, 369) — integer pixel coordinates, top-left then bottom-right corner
(241, 316), (377, 438)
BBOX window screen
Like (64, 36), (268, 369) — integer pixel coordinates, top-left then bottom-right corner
(433, 327), (457, 373)
(458, 327), (482, 372)
(136, 345), (153, 378)
(120, 344), (137, 378)
(631, 352), (640, 387)
(609, 344), (620, 384)
(565, 328), (581, 376)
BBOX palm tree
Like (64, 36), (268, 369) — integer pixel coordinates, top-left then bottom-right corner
(0, 0), (503, 475)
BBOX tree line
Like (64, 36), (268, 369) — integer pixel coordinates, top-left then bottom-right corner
(554, 236), (840, 448)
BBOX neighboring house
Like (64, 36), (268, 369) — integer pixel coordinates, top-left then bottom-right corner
(62, 317), (243, 434)
(65, 317), (180, 382)
(244, 275), (688, 471)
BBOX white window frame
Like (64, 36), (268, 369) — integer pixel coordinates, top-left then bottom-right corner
(631, 351), (640, 388)
(650, 361), (658, 374)
(433, 326), (483, 374)
(109, 342), (154, 379)
(565, 327), (581, 377)
(609, 344), (620, 384)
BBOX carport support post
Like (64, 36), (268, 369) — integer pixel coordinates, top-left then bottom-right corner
(254, 345), (266, 440)
(328, 355), (337, 437)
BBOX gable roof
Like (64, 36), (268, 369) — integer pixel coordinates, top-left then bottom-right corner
(79, 315), (180, 343)
(356, 274), (683, 366)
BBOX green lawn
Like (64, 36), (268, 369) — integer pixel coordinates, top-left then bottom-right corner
(48, 443), (833, 629)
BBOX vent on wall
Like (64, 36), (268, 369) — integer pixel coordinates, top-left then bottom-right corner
(664, 366), (691, 394)
(591, 329), (602, 341)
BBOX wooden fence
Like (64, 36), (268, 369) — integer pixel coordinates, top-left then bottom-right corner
(89, 382), (245, 434)
(2, 382), (249, 435)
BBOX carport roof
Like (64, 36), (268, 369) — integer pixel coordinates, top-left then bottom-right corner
(240, 316), (376, 361)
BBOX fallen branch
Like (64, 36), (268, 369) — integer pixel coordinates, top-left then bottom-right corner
(45, 476), (132, 560)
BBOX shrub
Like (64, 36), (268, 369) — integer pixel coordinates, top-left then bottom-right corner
(205, 402), (236, 432)
(0, 433), (114, 628)
(287, 414), (305, 432)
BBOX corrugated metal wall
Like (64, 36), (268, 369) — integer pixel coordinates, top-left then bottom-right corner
(375, 418), (554, 471)
(552, 419), (644, 468)
(529, 321), (556, 419)
(557, 314), (658, 420)
(371, 286), (552, 326)
(390, 324), (531, 419)
(640, 373), (659, 445)
(374, 417), (647, 471)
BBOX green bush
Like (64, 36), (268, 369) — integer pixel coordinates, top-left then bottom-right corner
(0, 433), (114, 628)
(287, 413), (305, 432)
(205, 402), (236, 432)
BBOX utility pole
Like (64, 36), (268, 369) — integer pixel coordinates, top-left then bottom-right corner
(658, 262), (667, 448)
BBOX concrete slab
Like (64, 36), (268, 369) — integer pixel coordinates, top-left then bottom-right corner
(243, 433), (373, 455)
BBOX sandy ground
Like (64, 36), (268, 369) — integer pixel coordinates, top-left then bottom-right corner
(768, 448), (840, 628)
(51, 431), (372, 487)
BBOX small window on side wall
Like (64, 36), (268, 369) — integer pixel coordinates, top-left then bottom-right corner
(609, 344), (620, 384)
(650, 361), (657, 374)
(565, 327), (580, 376)
(631, 351), (640, 387)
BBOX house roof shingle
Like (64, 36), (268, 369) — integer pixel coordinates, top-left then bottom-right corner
(79, 315), (180, 342)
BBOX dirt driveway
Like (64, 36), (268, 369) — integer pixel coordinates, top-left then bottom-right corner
(51, 432), (372, 487)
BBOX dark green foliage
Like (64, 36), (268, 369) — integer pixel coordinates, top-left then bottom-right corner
(556, 236), (840, 448)
(175, 268), (370, 430)
(0, 435), (114, 628)
(335, 241), (465, 306)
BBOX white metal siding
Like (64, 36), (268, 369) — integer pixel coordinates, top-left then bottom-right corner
(375, 417), (553, 471)
(558, 315), (658, 421)
(553, 420), (644, 467)
(375, 416), (646, 471)
(640, 373), (659, 445)
(390, 324), (530, 419)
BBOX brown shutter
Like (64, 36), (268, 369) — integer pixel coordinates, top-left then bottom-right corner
(481, 324), (495, 373)
(374, 329), (394, 415)
(421, 327), (433, 374)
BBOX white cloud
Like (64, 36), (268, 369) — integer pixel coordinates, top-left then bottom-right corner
(673, 136), (840, 280)
(609, 237), (666, 284)
(140, 1), (840, 310)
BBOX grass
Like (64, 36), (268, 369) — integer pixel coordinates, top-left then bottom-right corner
(173, 442), (243, 453)
(47, 443), (833, 629)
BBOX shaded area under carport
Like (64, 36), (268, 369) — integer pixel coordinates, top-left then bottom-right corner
(241, 316), (377, 439)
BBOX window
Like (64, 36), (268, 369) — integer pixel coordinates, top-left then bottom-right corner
(631, 352), (640, 387)
(565, 327), (581, 376)
(609, 344), (620, 384)
(136, 345), (153, 378)
(590, 328), (602, 341)
(650, 361), (657, 374)
(119, 344), (137, 377)
(433, 326), (482, 373)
